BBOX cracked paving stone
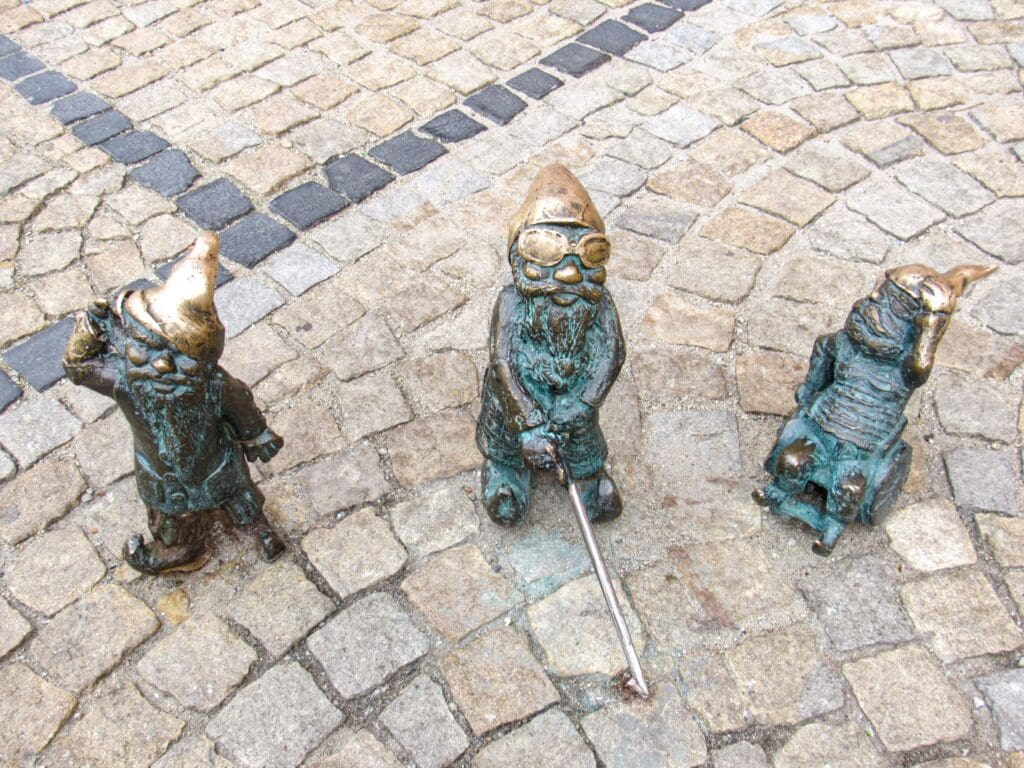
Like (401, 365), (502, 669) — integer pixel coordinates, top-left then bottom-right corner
(219, 213), (295, 266)
(207, 662), (343, 768)
(308, 592), (429, 699)
(333, 370), (412, 439)
(465, 84), (527, 125)
(956, 199), (1024, 264)
(100, 130), (169, 164)
(153, 736), (237, 768)
(303, 507), (407, 599)
(51, 92), (110, 125)
(476, 709), (595, 768)
(421, 109), (486, 142)
(507, 67), (563, 99)
(176, 178), (253, 230)
(138, 614), (257, 711)
(128, 149), (199, 197)
(784, 142), (869, 192)
(540, 43), (611, 78)
(390, 483), (478, 557)
(0, 51), (44, 81)
(846, 177), (945, 240)
(0, 455), (85, 544)
(15, 71), (76, 105)
(370, 130), (447, 175)
(0, 597), (30, 658)
(7, 528), (105, 616)
(885, 497), (977, 572)
(945, 447), (1019, 514)
(737, 168), (835, 226)
(0, 662), (76, 765)
(0, 370), (21, 412)
(843, 646), (972, 752)
(582, 683), (707, 768)
(402, 543), (520, 639)
(977, 669), (1024, 751)
(894, 158), (994, 217)
(578, 19), (647, 56)
(52, 680), (184, 768)
(3, 315), (74, 391)
(215, 277), (284, 337)
(31, 584), (158, 691)
(270, 182), (348, 230)
(773, 722), (885, 768)
(899, 112), (986, 155)
(901, 569), (1023, 662)
(442, 625), (559, 735)
(262, 242), (339, 296)
(380, 675), (470, 768)
(320, 311), (401, 380)
(325, 154), (394, 202)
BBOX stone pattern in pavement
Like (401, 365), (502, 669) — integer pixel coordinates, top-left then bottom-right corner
(1, 0), (1023, 766)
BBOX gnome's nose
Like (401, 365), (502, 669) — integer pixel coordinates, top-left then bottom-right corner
(152, 353), (175, 374)
(554, 263), (583, 284)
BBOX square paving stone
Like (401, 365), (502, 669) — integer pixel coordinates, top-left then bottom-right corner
(270, 182), (348, 230)
(6, 528), (104, 616)
(380, 675), (469, 768)
(625, 3), (684, 32)
(421, 109), (486, 143)
(72, 109), (131, 146)
(0, 456), (85, 545)
(507, 68), (563, 100)
(0, 35), (17, 57)
(0, 51), (44, 81)
(51, 92), (110, 125)
(578, 20), (648, 56)
(138, 614), (257, 712)
(324, 154), (394, 202)
(156, 253), (232, 287)
(475, 710), (596, 768)
(465, 85), (527, 126)
(30, 584), (158, 692)
(369, 131), (447, 175)
(176, 178), (252, 231)
(100, 130), (170, 164)
(15, 71), (76, 105)
(2, 316), (75, 391)
(945, 447), (1019, 514)
(0, 370), (21, 412)
(207, 662), (343, 768)
(540, 43), (611, 77)
(0, 663), (77, 764)
(308, 593), (429, 699)
(215, 277), (284, 338)
(128, 149), (199, 198)
(261, 242), (339, 296)
(441, 626), (560, 735)
(977, 669), (1024, 751)
(219, 213), (295, 267)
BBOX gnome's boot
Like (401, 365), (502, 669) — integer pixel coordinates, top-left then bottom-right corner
(223, 487), (285, 562)
(482, 458), (530, 526)
(578, 468), (622, 523)
(246, 511), (286, 562)
(124, 510), (211, 575)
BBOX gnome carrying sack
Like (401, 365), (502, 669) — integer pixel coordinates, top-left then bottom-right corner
(754, 262), (995, 555)
(63, 233), (286, 575)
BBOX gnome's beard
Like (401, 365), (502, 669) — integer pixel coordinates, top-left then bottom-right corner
(524, 295), (595, 388)
(130, 379), (217, 476)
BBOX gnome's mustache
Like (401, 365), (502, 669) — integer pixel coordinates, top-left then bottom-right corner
(515, 275), (603, 303)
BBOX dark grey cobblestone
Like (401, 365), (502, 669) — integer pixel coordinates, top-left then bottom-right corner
(2, 317), (74, 391)
(176, 178), (253, 230)
(128, 149), (199, 198)
(324, 154), (395, 202)
(14, 71), (75, 105)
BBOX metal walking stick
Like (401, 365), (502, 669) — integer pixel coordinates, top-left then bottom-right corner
(546, 443), (650, 699)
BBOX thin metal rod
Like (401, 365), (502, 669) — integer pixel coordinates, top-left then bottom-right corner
(563, 467), (650, 698)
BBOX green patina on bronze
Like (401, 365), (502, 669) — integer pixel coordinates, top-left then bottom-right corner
(63, 233), (285, 575)
(477, 163), (625, 526)
(755, 263), (995, 555)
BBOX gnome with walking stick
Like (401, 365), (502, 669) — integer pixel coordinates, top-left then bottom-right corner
(477, 163), (648, 696)
(63, 232), (286, 575)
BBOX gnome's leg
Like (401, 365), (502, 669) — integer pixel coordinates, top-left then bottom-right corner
(577, 468), (622, 523)
(223, 485), (285, 562)
(124, 509), (211, 575)
(481, 458), (530, 526)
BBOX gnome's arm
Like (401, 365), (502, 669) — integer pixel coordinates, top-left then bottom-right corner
(62, 309), (118, 397)
(220, 369), (283, 462)
(490, 288), (545, 433)
(796, 332), (837, 407)
(580, 296), (625, 408)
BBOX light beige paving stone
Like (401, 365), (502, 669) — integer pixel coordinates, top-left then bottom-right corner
(690, 127), (771, 175)
(153, 736), (238, 768)
(333, 370), (412, 441)
(294, 444), (390, 518)
(474, 709), (594, 768)
(0, 455), (86, 544)
(264, 396), (344, 473)
(846, 176), (946, 240)
(953, 144), (1024, 197)
(402, 543), (520, 639)
(901, 569), (1023, 662)
(885, 498), (977, 572)
(773, 722), (885, 768)
(908, 77), (968, 110)
(702, 206), (796, 254)
(899, 111), (987, 154)
(387, 412), (479, 488)
(72, 413), (134, 489)
(0, 662), (76, 765)
(843, 646), (972, 752)
(442, 625), (559, 735)
(737, 168), (835, 225)
(977, 514), (1024, 568)
(91, 59), (168, 98)
(390, 483), (478, 556)
(647, 159), (731, 208)
(31, 584), (158, 692)
(630, 347), (729, 407)
(582, 683), (707, 768)
(0, 291), (44, 346)
(396, 350), (478, 414)
(224, 143), (313, 196)
(0, 596), (31, 659)
(736, 349), (806, 416)
(7, 527), (105, 616)
(379, 674), (470, 768)
(303, 505), (404, 599)
(895, 157), (996, 216)
(846, 83), (916, 119)
(312, 730), (402, 768)
(790, 92), (859, 132)
(641, 291), (736, 351)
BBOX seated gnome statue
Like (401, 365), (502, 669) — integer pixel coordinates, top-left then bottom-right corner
(477, 163), (625, 526)
(754, 263), (995, 555)
(63, 232), (286, 574)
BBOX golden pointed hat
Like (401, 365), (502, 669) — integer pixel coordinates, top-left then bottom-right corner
(507, 163), (605, 251)
(887, 263), (997, 314)
(123, 232), (225, 361)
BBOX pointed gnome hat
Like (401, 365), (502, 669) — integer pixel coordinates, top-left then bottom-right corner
(507, 163), (605, 252)
(887, 263), (997, 313)
(123, 232), (225, 361)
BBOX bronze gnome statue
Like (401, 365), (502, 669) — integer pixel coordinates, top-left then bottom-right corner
(63, 233), (286, 574)
(477, 163), (626, 525)
(754, 263), (995, 555)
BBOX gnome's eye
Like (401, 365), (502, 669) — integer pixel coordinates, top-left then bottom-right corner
(126, 343), (149, 365)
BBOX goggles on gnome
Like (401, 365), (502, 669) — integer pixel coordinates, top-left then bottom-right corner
(517, 228), (611, 269)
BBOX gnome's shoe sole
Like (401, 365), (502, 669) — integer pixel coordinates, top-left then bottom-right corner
(123, 533), (210, 575)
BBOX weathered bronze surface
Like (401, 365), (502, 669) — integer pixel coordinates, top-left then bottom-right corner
(754, 263), (996, 555)
(63, 233), (286, 574)
(477, 163), (626, 525)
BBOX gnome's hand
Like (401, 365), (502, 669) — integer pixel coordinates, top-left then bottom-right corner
(243, 428), (284, 463)
(519, 427), (560, 473)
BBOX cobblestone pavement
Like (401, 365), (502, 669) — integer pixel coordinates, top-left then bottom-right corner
(1, 0), (1023, 765)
